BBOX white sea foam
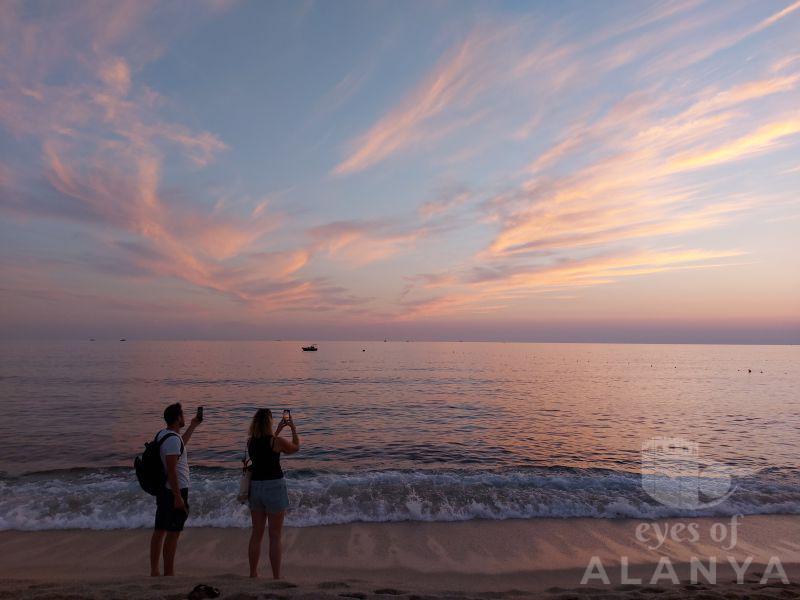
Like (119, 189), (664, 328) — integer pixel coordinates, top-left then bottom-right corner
(0, 467), (798, 531)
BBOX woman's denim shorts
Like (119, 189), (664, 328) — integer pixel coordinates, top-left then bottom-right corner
(249, 478), (289, 513)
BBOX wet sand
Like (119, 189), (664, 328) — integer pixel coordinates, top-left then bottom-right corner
(1, 515), (799, 599)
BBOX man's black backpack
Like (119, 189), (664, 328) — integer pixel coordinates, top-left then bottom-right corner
(134, 431), (184, 495)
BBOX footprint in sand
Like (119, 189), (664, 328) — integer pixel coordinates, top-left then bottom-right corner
(150, 582), (169, 590)
(26, 584), (58, 590)
(319, 581), (351, 589)
(478, 590), (527, 598)
(264, 581), (298, 589)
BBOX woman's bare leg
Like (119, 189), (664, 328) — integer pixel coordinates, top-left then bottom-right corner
(249, 510), (267, 578)
(267, 511), (285, 579)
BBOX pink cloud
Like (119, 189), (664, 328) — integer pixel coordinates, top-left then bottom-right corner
(309, 220), (430, 266)
(0, 0), (373, 316)
(332, 28), (500, 175)
(400, 248), (746, 319)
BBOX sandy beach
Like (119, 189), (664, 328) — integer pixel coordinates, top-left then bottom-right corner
(1, 515), (799, 599)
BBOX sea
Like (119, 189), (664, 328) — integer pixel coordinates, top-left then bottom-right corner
(0, 341), (798, 530)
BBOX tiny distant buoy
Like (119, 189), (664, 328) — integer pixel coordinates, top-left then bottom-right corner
(748, 369), (752, 373)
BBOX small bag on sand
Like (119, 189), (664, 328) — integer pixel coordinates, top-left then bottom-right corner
(236, 442), (251, 504)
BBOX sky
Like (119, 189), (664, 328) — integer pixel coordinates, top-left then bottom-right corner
(1, 0), (799, 343)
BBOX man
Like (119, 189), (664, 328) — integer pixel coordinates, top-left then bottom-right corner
(150, 402), (202, 576)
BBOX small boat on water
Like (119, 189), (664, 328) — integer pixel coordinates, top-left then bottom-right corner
(301, 344), (318, 352)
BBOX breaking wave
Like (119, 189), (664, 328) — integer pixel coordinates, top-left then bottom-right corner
(1, 466), (798, 531)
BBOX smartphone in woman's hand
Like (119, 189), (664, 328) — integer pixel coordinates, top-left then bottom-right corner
(282, 409), (291, 423)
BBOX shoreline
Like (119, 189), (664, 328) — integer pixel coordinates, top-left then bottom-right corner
(2, 515), (800, 598)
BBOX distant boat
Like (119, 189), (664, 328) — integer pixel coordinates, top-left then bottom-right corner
(301, 344), (318, 352)
(119, 338), (127, 342)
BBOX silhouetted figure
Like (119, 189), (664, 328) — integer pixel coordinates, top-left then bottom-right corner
(245, 408), (300, 579)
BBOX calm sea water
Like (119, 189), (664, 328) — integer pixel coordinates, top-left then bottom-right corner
(0, 341), (798, 529)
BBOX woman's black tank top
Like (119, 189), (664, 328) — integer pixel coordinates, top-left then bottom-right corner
(248, 436), (284, 480)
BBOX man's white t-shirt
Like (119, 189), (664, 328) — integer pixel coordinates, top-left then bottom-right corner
(157, 429), (189, 490)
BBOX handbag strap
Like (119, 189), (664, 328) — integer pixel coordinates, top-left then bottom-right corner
(241, 438), (251, 471)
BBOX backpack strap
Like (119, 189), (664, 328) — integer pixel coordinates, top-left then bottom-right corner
(156, 431), (185, 457)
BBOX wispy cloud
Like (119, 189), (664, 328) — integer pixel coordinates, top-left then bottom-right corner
(0, 0), (371, 314)
(309, 219), (433, 266)
(752, 0), (800, 33)
(395, 3), (800, 320)
(332, 28), (501, 175)
(418, 186), (473, 219)
(666, 118), (800, 172)
(2, 0), (798, 337)
(402, 248), (746, 318)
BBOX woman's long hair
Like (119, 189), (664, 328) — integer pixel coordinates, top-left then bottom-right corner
(249, 408), (273, 439)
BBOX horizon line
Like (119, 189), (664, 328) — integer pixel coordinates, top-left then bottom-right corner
(1, 338), (797, 346)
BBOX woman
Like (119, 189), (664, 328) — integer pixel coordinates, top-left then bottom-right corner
(246, 408), (300, 579)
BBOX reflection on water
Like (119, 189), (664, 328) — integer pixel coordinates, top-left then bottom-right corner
(1, 341), (797, 475)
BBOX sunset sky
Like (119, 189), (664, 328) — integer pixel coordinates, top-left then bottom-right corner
(1, 0), (799, 342)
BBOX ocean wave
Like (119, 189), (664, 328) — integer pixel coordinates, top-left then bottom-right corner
(0, 466), (798, 531)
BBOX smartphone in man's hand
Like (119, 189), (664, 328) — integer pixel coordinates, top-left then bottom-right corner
(196, 406), (204, 422)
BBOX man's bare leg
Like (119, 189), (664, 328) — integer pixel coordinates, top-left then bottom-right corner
(150, 530), (166, 576)
(163, 531), (181, 576)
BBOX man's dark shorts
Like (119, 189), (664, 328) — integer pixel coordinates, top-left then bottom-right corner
(155, 488), (189, 532)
